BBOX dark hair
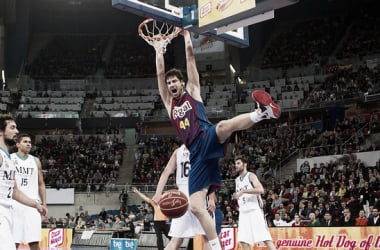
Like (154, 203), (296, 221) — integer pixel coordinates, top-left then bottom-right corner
(234, 155), (248, 164)
(17, 133), (31, 143)
(0, 114), (14, 132)
(165, 68), (184, 83)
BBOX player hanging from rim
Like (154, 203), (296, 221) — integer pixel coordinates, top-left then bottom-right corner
(153, 144), (215, 250)
(153, 28), (280, 250)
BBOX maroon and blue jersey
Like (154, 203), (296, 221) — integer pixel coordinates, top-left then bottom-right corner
(170, 91), (228, 195)
(170, 92), (212, 148)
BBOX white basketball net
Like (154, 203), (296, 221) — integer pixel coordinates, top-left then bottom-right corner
(138, 18), (181, 54)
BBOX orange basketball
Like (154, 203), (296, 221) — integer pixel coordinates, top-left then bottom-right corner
(158, 189), (188, 218)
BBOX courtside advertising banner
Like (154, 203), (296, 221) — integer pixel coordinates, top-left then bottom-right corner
(195, 227), (380, 250)
(110, 238), (138, 250)
(40, 228), (72, 248)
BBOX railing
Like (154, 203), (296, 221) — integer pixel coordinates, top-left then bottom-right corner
(45, 183), (178, 194)
(47, 180), (237, 194)
(341, 121), (370, 148)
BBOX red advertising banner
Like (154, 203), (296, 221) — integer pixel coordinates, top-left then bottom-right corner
(195, 227), (380, 250)
(18, 228), (73, 249)
(40, 228), (72, 248)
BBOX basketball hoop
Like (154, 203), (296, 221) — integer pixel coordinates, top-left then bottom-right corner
(138, 18), (181, 54)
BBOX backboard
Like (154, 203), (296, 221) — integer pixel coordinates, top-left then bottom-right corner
(112, 0), (298, 48)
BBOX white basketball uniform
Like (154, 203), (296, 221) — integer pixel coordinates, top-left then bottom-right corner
(235, 172), (272, 245)
(0, 147), (17, 250)
(11, 153), (42, 244)
(169, 144), (205, 238)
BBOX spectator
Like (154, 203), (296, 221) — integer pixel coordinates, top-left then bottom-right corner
(83, 211), (91, 224)
(273, 212), (287, 227)
(75, 217), (86, 229)
(62, 218), (68, 228)
(119, 189), (128, 212)
(360, 181), (376, 206)
(144, 207), (154, 222)
(124, 217), (136, 238)
(97, 217), (106, 229)
(297, 201), (308, 220)
(287, 203), (297, 218)
(113, 215), (126, 230)
(339, 208), (355, 227)
(347, 195), (360, 218)
(227, 217), (237, 227)
(283, 212), (294, 226)
(300, 161), (311, 174)
(291, 214), (304, 227)
(105, 217), (114, 229)
(321, 211), (337, 227)
(307, 212), (321, 227)
(67, 217), (76, 228)
(324, 203), (335, 220)
(355, 209), (368, 226)
(271, 193), (282, 209)
(368, 208), (380, 226)
(99, 208), (107, 221)
(136, 209), (146, 221)
(314, 208), (323, 221)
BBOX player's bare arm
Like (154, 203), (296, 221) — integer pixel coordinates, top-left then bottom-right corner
(152, 148), (178, 203)
(181, 30), (202, 102)
(13, 182), (47, 216)
(36, 157), (48, 216)
(156, 50), (171, 112)
(246, 173), (264, 194)
(133, 186), (152, 203)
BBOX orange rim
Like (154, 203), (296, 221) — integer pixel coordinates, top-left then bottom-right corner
(138, 18), (154, 40)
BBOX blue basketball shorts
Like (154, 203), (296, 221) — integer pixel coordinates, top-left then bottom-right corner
(188, 124), (229, 195)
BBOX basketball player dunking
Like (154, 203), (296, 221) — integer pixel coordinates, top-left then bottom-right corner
(155, 29), (281, 250)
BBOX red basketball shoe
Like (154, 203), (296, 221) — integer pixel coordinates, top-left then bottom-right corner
(252, 90), (281, 119)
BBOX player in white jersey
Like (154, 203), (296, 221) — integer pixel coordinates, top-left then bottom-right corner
(234, 155), (275, 250)
(11, 134), (47, 250)
(0, 115), (47, 250)
(153, 144), (213, 250)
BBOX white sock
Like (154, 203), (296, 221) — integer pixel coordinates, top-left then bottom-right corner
(250, 109), (263, 123)
(209, 238), (222, 250)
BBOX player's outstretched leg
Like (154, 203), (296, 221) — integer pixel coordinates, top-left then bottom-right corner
(252, 90), (281, 119)
(216, 90), (281, 143)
